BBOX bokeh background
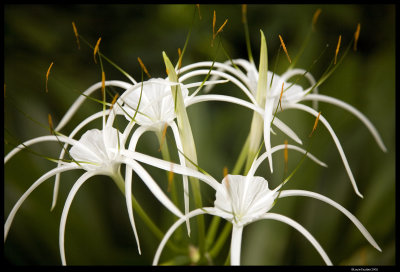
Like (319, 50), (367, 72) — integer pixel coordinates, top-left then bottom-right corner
(4, 4), (395, 266)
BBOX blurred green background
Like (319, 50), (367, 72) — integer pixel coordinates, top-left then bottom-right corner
(4, 4), (395, 265)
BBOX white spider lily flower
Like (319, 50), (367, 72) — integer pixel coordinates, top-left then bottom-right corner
(185, 54), (386, 198)
(152, 148), (381, 266)
(4, 126), (185, 265)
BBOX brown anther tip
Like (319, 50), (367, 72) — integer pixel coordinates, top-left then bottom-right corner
(101, 71), (106, 100)
(354, 23), (361, 51)
(137, 57), (151, 78)
(72, 21), (80, 50)
(279, 35), (292, 64)
(312, 9), (322, 30)
(110, 93), (119, 110)
(242, 4), (247, 24)
(334, 35), (341, 65)
(46, 62), (54, 93)
(196, 4), (202, 20)
(48, 113), (54, 134)
(284, 139), (289, 167)
(309, 111), (321, 137)
(93, 37), (102, 64)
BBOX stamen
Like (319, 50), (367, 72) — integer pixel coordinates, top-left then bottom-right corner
(109, 93), (119, 110)
(177, 48), (183, 70)
(312, 9), (322, 30)
(279, 82), (284, 111)
(196, 4), (202, 20)
(211, 10), (228, 46)
(242, 4), (247, 24)
(101, 71), (106, 101)
(93, 37), (102, 64)
(279, 35), (292, 63)
(354, 23), (361, 51)
(168, 163), (174, 192)
(158, 123), (168, 152)
(334, 35), (341, 65)
(216, 19), (228, 37)
(137, 57), (151, 78)
(46, 62), (54, 93)
(72, 21), (80, 49)
(212, 10), (216, 38)
(309, 111), (321, 137)
(48, 113), (54, 134)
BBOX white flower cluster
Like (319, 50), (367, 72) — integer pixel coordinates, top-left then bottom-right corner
(4, 11), (386, 266)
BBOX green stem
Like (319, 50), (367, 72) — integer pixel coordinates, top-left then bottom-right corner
(111, 171), (185, 254)
(209, 221), (232, 258)
(205, 216), (221, 250)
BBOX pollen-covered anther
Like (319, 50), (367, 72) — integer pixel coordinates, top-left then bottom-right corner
(241, 4), (247, 24)
(177, 48), (183, 70)
(46, 62), (54, 93)
(93, 37), (102, 64)
(110, 93), (119, 111)
(212, 10), (228, 46)
(354, 23), (361, 51)
(334, 35), (341, 65)
(279, 82), (284, 111)
(138, 57), (151, 78)
(284, 139), (289, 168)
(309, 111), (321, 137)
(48, 113), (54, 134)
(72, 21), (80, 49)
(279, 35), (292, 64)
(312, 9), (322, 30)
(101, 71), (106, 101)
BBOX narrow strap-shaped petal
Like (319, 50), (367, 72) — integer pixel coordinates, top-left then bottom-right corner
(278, 190), (382, 252)
(60, 171), (101, 265)
(178, 69), (257, 106)
(230, 225), (244, 265)
(170, 122), (191, 236)
(152, 208), (212, 265)
(263, 97), (275, 173)
(123, 159), (183, 218)
(124, 170), (142, 255)
(272, 118), (303, 145)
(120, 150), (220, 191)
(247, 144), (327, 178)
(301, 94), (387, 152)
(55, 80), (133, 131)
(5, 165), (78, 242)
(284, 103), (363, 198)
(259, 213), (333, 265)
(185, 94), (264, 116)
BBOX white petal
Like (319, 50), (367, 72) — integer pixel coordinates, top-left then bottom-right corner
(279, 190), (381, 252)
(285, 103), (363, 198)
(259, 213), (333, 265)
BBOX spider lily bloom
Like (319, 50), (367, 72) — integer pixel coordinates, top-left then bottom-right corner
(152, 147), (381, 266)
(188, 50), (386, 198)
(4, 126), (184, 265)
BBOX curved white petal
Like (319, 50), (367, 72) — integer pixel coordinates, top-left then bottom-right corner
(5, 165), (79, 242)
(278, 190), (381, 252)
(284, 103), (363, 198)
(152, 208), (212, 265)
(60, 171), (100, 265)
(301, 94), (387, 152)
(259, 213), (333, 265)
(123, 160), (183, 218)
(55, 80), (133, 131)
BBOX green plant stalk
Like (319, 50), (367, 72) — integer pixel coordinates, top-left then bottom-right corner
(111, 171), (185, 254)
(205, 216), (221, 250)
(244, 30), (268, 173)
(163, 52), (206, 257)
(209, 221), (232, 258)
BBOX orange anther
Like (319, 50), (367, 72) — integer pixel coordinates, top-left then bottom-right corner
(279, 82), (284, 111)
(137, 57), (151, 78)
(309, 111), (321, 137)
(101, 71), (106, 101)
(46, 62), (54, 93)
(110, 93), (119, 110)
(177, 48), (183, 70)
(93, 37), (102, 64)
(354, 23), (361, 51)
(279, 35), (292, 64)
(158, 123), (169, 152)
(48, 113), (54, 134)
(72, 21), (80, 49)
(242, 4), (247, 24)
(284, 139), (288, 171)
(334, 35), (341, 65)
(168, 163), (174, 192)
(312, 9), (322, 30)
